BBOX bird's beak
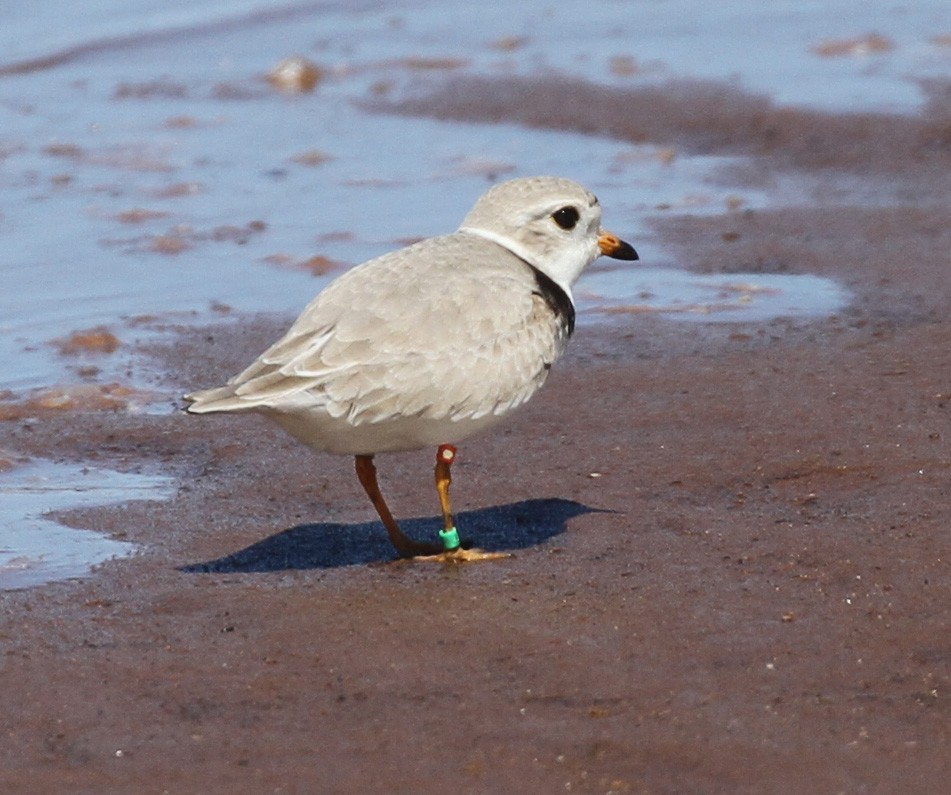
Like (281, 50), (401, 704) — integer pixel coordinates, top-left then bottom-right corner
(598, 231), (639, 261)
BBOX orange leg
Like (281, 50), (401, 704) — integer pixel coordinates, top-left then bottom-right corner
(435, 444), (460, 550)
(355, 455), (440, 558)
(428, 445), (510, 562)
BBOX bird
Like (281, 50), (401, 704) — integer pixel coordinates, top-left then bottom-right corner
(185, 176), (638, 561)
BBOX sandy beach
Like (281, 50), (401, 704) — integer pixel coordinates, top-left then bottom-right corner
(1, 65), (948, 792)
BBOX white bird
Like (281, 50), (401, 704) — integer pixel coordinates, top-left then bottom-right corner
(185, 176), (638, 561)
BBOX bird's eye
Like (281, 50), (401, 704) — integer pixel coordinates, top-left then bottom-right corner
(551, 206), (580, 230)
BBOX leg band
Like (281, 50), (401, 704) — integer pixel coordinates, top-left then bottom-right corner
(439, 527), (461, 551)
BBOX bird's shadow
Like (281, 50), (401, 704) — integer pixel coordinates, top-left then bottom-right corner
(181, 498), (597, 572)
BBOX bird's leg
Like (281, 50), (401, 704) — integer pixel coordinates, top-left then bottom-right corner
(416, 445), (511, 563)
(354, 455), (440, 558)
(434, 444), (461, 551)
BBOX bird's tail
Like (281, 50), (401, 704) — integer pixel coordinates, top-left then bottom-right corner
(183, 385), (251, 414)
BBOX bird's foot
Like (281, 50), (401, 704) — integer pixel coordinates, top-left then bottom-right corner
(412, 546), (512, 564)
(391, 526), (510, 563)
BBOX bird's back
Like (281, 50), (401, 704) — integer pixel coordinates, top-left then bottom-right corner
(185, 232), (571, 453)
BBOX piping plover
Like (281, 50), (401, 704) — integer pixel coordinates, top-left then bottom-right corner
(186, 176), (637, 561)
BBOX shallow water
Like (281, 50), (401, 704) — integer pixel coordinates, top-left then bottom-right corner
(0, 0), (945, 584)
(577, 267), (849, 324)
(1, 0), (945, 393)
(0, 459), (173, 590)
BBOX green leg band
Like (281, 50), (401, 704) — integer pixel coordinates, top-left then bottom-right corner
(439, 527), (461, 551)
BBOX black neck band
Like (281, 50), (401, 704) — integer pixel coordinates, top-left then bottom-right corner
(530, 266), (575, 337)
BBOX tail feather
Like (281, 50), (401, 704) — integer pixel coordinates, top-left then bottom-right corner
(184, 385), (250, 414)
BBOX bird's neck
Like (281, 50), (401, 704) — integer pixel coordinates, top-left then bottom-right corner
(457, 226), (577, 302)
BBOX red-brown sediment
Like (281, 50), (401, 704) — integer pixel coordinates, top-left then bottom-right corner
(0, 76), (948, 793)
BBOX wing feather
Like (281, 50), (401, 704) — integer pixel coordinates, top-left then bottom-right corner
(185, 233), (567, 425)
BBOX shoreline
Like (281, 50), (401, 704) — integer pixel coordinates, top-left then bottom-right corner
(1, 73), (949, 791)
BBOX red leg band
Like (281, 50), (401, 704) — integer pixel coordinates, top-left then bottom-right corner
(437, 444), (457, 465)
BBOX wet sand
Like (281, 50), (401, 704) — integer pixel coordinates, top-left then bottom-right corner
(2, 78), (949, 793)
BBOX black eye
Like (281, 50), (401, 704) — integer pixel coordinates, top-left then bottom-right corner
(551, 206), (580, 230)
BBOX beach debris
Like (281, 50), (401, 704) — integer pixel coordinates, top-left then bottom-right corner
(114, 80), (188, 99)
(399, 56), (469, 70)
(115, 208), (170, 224)
(52, 327), (121, 355)
(150, 234), (191, 255)
(164, 115), (199, 129)
(102, 219), (265, 254)
(812, 33), (895, 57)
(609, 55), (641, 77)
(290, 149), (333, 167)
(491, 36), (528, 52)
(0, 383), (161, 420)
(43, 142), (171, 172)
(611, 147), (678, 170)
(261, 253), (346, 276)
(267, 56), (323, 93)
(151, 182), (204, 199)
(211, 221), (267, 244)
(42, 142), (84, 159)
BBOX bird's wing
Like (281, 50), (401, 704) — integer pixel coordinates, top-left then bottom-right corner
(185, 234), (567, 424)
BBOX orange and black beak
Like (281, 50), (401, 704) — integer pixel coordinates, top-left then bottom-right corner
(598, 231), (639, 261)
